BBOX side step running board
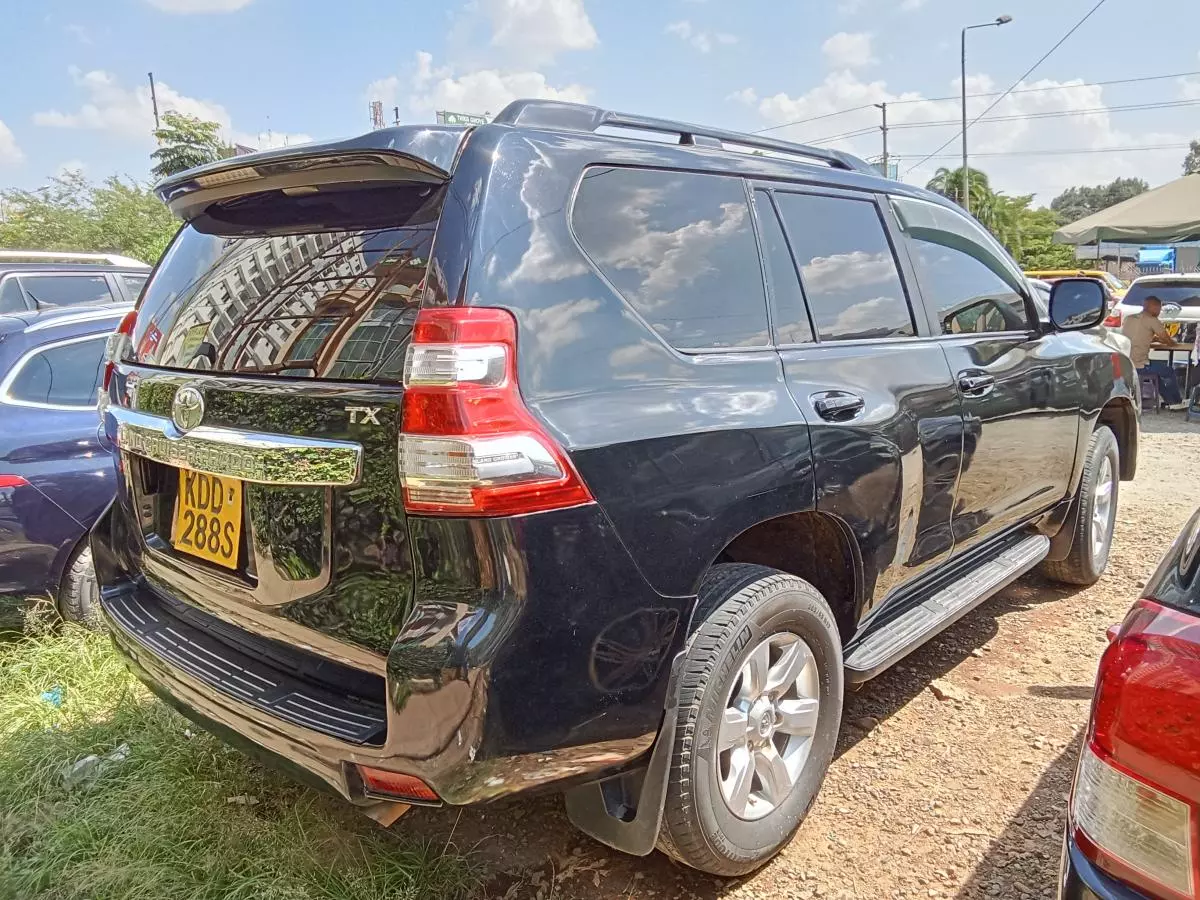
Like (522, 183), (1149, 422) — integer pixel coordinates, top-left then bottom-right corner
(844, 534), (1050, 683)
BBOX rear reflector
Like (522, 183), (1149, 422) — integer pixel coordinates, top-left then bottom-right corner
(398, 307), (593, 516)
(357, 766), (440, 804)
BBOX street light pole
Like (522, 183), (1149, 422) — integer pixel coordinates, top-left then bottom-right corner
(960, 15), (1012, 216)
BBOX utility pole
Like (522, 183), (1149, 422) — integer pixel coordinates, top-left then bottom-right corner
(875, 102), (888, 178)
(148, 72), (160, 132)
(393, 106), (400, 126)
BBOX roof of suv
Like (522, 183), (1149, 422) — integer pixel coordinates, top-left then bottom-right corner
(0, 301), (131, 337)
(0, 262), (150, 276)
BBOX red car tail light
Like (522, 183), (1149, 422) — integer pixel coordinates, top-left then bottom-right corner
(1104, 308), (1123, 328)
(398, 307), (593, 516)
(0, 475), (29, 488)
(357, 766), (440, 804)
(1071, 599), (1200, 899)
(102, 310), (138, 392)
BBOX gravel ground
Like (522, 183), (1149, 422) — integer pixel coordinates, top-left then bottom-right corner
(408, 414), (1200, 900)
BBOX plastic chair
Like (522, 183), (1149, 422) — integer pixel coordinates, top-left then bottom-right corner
(1188, 385), (1200, 423)
(1140, 374), (1161, 414)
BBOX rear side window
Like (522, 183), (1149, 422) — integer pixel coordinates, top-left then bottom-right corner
(120, 274), (148, 301)
(891, 196), (1030, 334)
(3, 336), (107, 407)
(0, 277), (24, 314)
(754, 192), (812, 345)
(19, 274), (114, 309)
(774, 192), (913, 341)
(572, 167), (769, 350)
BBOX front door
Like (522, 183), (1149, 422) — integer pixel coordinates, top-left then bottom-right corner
(888, 195), (1079, 550)
(752, 187), (964, 611)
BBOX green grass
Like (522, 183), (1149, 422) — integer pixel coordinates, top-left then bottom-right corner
(0, 625), (477, 900)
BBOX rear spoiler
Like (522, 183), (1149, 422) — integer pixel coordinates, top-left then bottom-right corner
(155, 126), (468, 221)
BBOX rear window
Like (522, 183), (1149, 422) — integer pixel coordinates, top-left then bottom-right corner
(572, 167), (769, 350)
(19, 274), (114, 309)
(128, 183), (444, 381)
(3, 335), (107, 407)
(1125, 282), (1200, 308)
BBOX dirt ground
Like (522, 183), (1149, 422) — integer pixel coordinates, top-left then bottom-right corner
(402, 414), (1200, 900)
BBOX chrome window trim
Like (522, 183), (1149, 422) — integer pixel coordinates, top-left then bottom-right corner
(0, 332), (109, 411)
(109, 404), (363, 486)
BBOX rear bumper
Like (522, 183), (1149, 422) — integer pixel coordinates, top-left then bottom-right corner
(1059, 831), (1151, 900)
(92, 495), (685, 807)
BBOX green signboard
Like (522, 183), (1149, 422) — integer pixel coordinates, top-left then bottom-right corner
(436, 110), (489, 126)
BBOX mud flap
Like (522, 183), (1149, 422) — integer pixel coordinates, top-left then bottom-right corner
(563, 652), (684, 856)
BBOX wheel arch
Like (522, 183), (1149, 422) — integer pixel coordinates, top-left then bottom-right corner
(700, 510), (863, 645)
(1097, 396), (1137, 482)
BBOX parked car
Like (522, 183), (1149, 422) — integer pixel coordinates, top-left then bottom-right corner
(0, 250), (149, 315)
(1027, 268), (1128, 299)
(1107, 273), (1200, 363)
(0, 303), (128, 625)
(93, 99), (1139, 877)
(1060, 507), (1200, 900)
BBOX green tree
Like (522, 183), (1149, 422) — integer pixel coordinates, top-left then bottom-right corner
(0, 171), (178, 264)
(925, 166), (993, 210)
(1049, 177), (1148, 225)
(1185, 140), (1200, 176)
(150, 111), (232, 180)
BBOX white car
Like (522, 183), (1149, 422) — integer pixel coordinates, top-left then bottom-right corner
(1107, 273), (1200, 363)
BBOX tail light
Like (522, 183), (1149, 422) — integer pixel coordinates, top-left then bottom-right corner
(1071, 599), (1200, 899)
(102, 310), (138, 392)
(1104, 308), (1123, 328)
(398, 307), (593, 516)
(357, 766), (440, 805)
(0, 475), (28, 488)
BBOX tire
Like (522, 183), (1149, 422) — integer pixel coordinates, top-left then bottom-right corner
(59, 544), (102, 628)
(657, 563), (843, 876)
(1042, 426), (1119, 586)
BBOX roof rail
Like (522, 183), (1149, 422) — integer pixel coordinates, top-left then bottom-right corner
(492, 99), (873, 174)
(0, 250), (150, 269)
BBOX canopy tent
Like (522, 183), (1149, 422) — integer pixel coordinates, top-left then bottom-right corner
(1054, 174), (1200, 245)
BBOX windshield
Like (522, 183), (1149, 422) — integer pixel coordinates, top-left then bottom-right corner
(1124, 282), (1200, 308)
(1102, 272), (1128, 292)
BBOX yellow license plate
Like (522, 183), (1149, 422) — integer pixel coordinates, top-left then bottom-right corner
(172, 469), (243, 569)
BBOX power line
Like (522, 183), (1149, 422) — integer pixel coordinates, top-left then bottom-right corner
(751, 67), (1200, 135)
(892, 143), (1191, 160)
(903, 0), (1110, 175)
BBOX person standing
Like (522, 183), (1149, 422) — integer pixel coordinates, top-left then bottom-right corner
(1122, 295), (1187, 409)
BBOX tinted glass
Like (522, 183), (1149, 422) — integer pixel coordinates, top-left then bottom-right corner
(127, 183), (442, 381)
(7, 337), (106, 406)
(1050, 280), (1106, 329)
(891, 196), (1030, 335)
(120, 274), (148, 301)
(0, 277), (24, 314)
(19, 274), (113, 309)
(755, 192), (812, 345)
(573, 167), (768, 350)
(1125, 282), (1200, 308)
(774, 192), (912, 341)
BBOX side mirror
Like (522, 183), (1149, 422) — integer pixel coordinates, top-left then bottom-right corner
(1049, 278), (1106, 331)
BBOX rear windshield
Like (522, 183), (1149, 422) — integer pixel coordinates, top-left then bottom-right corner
(128, 183), (443, 381)
(1125, 282), (1200, 308)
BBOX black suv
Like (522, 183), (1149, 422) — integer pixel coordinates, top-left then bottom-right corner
(93, 100), (1138, 876)
(0, 251), (150, 312)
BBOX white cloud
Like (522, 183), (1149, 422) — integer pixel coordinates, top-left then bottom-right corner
(478, 0), (597, 64)
(144, 0), (254, 12)
(0, 120), (23, 165)
(665, 20), (737, 54)
(728, 87), (758, 106)
(371, 51), (588, 122)
(56, 159), (87, 176)
(837, 0), (866, 12)
(35, 68), (230, 141)
(33, 68), (307, 155)
(821, 32), (876, 69)
(899, 0), (926, 10)
(734, 69), (1195, 201)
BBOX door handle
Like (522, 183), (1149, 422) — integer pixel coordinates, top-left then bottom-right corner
(957, 372), (996, 397)
(812, 390), (866, 422)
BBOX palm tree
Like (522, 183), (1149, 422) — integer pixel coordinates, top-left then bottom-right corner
(925, 166), (994, 212)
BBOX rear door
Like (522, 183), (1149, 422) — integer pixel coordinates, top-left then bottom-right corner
(889, 195), (1079, 549)
(754, 185), (964, 609)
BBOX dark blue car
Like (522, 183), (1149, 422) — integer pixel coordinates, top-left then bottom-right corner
(0, 303), (127, 625)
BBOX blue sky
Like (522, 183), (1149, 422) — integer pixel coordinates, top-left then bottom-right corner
(1, 0), (1198, 204)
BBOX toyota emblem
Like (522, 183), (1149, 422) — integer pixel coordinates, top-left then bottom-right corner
(171, 386), (205, 433)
